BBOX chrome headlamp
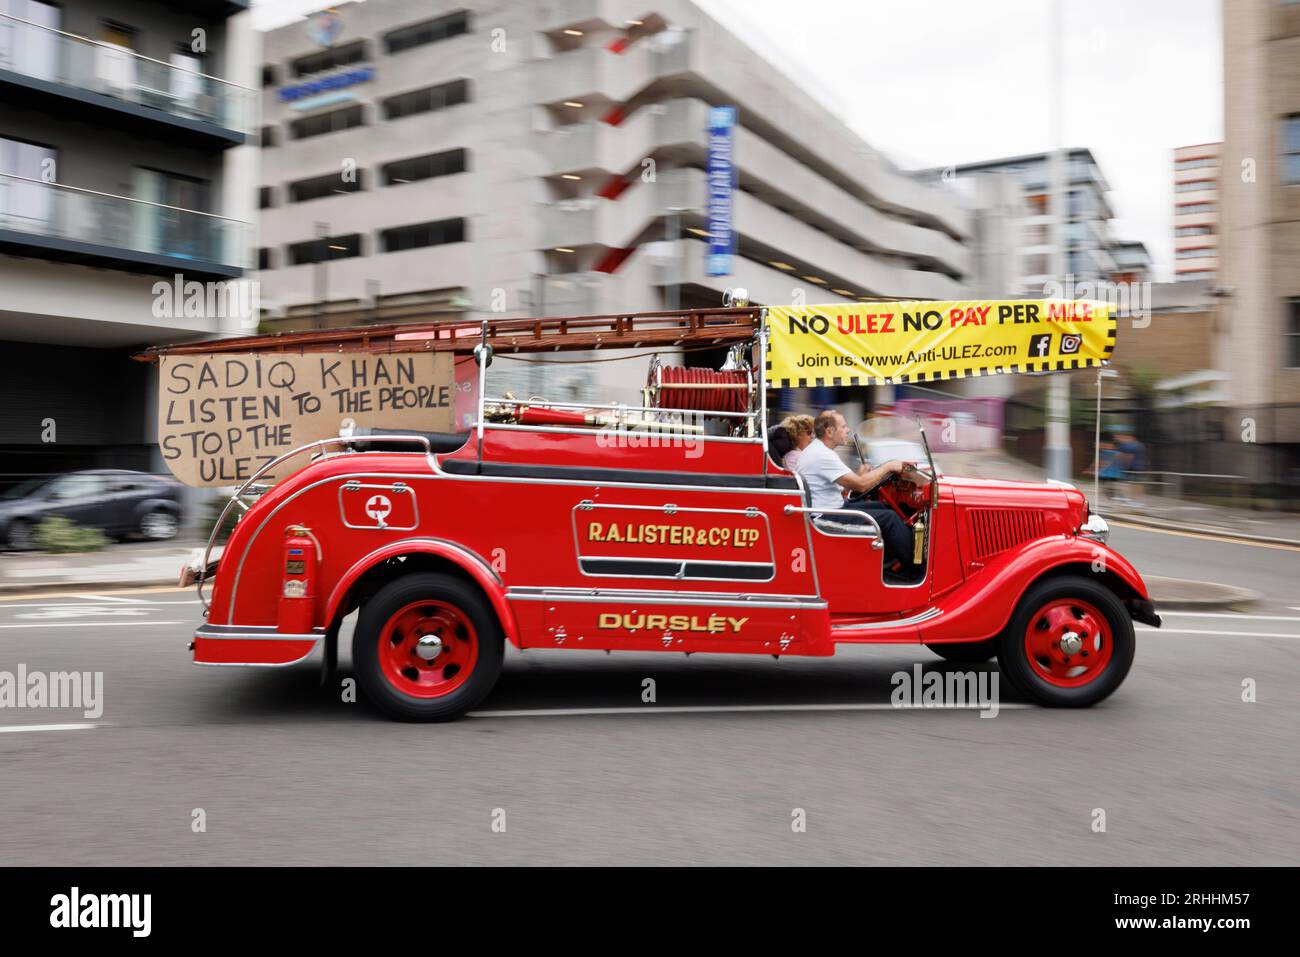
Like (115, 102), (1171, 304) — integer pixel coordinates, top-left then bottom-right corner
(1079, 512), (1109, 545)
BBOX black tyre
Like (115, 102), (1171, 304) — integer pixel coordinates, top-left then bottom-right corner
(996, 575), (1134, 707)
(353, 572), (504, 721)
(925, 639), (997, 663)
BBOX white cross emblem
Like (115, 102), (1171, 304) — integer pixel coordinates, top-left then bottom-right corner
(365, 494), (393, 525)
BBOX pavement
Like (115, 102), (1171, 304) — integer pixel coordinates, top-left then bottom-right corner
(0, 520), (1296, 866)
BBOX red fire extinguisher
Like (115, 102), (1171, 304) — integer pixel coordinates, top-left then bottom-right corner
(278, 525), (318, 635)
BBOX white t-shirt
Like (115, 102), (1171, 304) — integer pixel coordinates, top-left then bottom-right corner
(796, 439), (851, 510)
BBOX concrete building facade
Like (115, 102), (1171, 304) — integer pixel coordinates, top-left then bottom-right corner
(254, 0), (973, 397)
(1173, 141), (1220, 282)
(920, 148), (1115, 297)
(1219, 0), (1300, 482)
(0, 0), (258, 479)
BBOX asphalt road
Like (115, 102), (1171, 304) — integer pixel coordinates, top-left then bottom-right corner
(0, 524), (1296, 866)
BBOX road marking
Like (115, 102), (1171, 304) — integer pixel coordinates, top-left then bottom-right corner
(1108, 520), (1300, 552)
(0, 723), (99, 734)
(1138, 626), (1300, 638)
(0, 585), (190, 603)
(469, 702), (1029, 719)
(0, 620), (182, 629)
(0, 600), (201, 611)
(1159, 612), (1300, 622)
(75, 593), (151, 604)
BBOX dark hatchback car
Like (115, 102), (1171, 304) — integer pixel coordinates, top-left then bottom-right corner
(0, 470), (184, 549)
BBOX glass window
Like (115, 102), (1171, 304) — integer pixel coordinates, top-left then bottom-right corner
(291, 40), (367, 78)
(288, 170), (365, 203)
(290, 104), (365, 140)
(382, 80), (469, 121)
(381, 148), (467, 185)
(379, 218), (466, 253)
(383, 10), (470, 54)
(1283, 116), (1300, 186)
(287, 233), (362, 265)
(1288, 300), (1300, 369)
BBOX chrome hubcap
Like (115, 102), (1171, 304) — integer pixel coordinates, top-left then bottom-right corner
(415, 634), (444, 661)
(1059, 630), (1083, 656)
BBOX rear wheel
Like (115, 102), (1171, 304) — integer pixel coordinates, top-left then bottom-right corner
(353, 573), (504, 721)
(997, 575), (1134, 707)
(926, 639), (996, 663)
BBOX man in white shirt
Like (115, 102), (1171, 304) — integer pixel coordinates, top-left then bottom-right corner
(796, 409), (914, 569)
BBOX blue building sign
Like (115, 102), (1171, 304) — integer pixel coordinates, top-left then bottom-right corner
(706, 106), (737, 277)
(278, 66), (375, 103)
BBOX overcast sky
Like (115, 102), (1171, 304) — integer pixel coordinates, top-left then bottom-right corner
(254, 0), (1222, 281)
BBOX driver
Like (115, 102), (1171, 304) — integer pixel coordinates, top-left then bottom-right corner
(796, 409), (914, 570)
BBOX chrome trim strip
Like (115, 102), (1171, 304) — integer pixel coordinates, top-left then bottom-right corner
(196, 623), (323, 641)
(505, 586), (825, 609)
(831, 607), (943, 630)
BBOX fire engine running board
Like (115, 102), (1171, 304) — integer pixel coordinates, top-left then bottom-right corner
(506, 587), (825, 609)
(195, 624), (325, 642)
(831, 607), (944, 630)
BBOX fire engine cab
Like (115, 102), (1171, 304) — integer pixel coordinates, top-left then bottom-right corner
(156, 303), (1161, 721)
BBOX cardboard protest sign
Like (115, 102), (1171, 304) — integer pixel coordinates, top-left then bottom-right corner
(765, 300), (1115, 387)
(158, 352), (454, 487)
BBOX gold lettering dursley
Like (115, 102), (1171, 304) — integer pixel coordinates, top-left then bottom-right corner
(597, 613), (748, 634)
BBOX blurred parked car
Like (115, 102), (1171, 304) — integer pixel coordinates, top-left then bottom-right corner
(0, 471), (183, 549)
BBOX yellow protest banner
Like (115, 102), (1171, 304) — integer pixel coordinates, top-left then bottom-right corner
(765, 300), (1115, 387)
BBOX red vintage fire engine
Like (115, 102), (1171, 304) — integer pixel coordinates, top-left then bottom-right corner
(157, 304), (1160, 721)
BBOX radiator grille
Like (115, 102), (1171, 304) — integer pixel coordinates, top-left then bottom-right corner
(968, 508), (1046, 561)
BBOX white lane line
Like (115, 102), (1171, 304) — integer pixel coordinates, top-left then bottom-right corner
(0, 601), (200, 610)
(0, 620), (182, 629)
(75, 594), (150, 604)
(1139, 626), (1300, 638)
(470, 702), (1029, 719)
(0, 723), (99, 734)
(1159, 612), (1300, 621)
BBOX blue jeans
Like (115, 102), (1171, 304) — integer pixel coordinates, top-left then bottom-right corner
(838, 500), (913, 568)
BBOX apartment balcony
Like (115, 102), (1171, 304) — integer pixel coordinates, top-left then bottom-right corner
(0, 172), (250, 278)
(0, 11), (254, 146)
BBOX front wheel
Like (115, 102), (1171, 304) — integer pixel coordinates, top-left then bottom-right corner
(997, 575), (1134, 707)
(353, 572), (504, 721)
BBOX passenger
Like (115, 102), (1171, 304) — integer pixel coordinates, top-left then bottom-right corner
(779, 414), (815, 471)
(796, 409), (914, 569)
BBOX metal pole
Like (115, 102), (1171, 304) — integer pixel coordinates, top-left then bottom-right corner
(1043, 0), (1071, 482)
(1094, 367), (1102, 507)
(314, 220), (328, 329)
(666, 208), (679, 311)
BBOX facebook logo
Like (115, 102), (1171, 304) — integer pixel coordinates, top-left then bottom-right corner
(1029, 334), (1053, 358)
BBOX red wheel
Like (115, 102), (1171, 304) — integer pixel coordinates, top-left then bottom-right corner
(1022, 598), (1114, 688)
(354, 573), (504, 721)
(377, 600), (479, 699)
(997, 575), (1134, 707)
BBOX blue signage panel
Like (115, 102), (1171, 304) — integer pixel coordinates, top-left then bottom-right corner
(706, 106), (736, 277)
(278, 66), (375, 103)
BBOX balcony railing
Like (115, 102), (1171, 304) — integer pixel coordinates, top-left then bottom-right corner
(0, 171), (251, 271)
(0, 11), (255, 135)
